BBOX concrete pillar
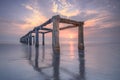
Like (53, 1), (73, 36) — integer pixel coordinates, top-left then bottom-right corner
(29, 33), (32, 45)
(78, 22), (84, 50)
(52, 15), (60, 80)
(35, 29), (39, 47)
(32, 36), (35, 45)
(42, 33), (45, 46)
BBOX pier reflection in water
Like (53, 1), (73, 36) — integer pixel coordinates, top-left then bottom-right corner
(78, 50), (85, 80)
(35, 47), (39, 68)
(26, 45), (85, 80)
(28, 45), (32, 60)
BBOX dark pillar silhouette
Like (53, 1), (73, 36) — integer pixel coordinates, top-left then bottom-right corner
(78, 50), (85, 80)
(35, 47), (39, 68)
(42, 33), (45, 46)
(78, 22), (84, 50)
(29, 33), (32, 45)
(35, 29), (39, 47)
(52, 15), (60, 80)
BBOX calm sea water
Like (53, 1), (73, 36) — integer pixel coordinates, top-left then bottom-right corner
(0, 42), (120, 80)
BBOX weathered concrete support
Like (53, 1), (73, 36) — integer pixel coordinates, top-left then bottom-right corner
(32, 36), (34, 45)
(42, 33), (45, 46)
(29, 33), (32, 45)
(78, 22), (84, 51)
(35, 29), (39, 47)
(52, 15), (60, 79)
(26, 37), (28, 44)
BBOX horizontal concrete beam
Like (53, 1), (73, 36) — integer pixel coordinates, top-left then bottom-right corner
(60, 18), (83, 26)
(37, 19), (52, 30)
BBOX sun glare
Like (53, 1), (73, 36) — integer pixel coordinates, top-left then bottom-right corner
(69, 33), (76, 39)
(70, 35), (73, 39)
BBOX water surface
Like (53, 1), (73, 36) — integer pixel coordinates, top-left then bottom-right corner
(0, 42), (120, 80)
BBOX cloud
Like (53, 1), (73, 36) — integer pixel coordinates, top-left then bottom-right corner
(0, 19), (24, 35)
(84, 11), (108, 27)
(21, 0), (47, 30)
(52, 0), (80, 18)
(82, 9), (117, 30)
(0, 0), (49, 36)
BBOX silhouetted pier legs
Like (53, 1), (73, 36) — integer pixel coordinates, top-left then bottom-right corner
(35, 47), (39, 68)
(41, 46), (45, 62)
(29, 33), (32, 45)
(28, 46), (32, 60)
(78, 50), (85, 80)
(52, 15), (60, 80)
(78, 22), (84, 50)
(32, 36), (35, 45)
(42, 33), (45, 46)
(35, 29), (39, 47)
(35, 29), (39, 68)
(53, 53), (60, 80)
(78, 23), (85, 79)
(27, 37), (29, 45)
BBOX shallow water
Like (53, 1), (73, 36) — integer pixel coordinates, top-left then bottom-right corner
(0, 42), (120, 80)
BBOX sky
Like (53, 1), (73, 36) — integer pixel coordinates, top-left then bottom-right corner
(0, 0), (120, 44)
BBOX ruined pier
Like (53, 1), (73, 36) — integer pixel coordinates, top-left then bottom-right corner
(20, 15), (84, 79)
(20, 15), (84, 50)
